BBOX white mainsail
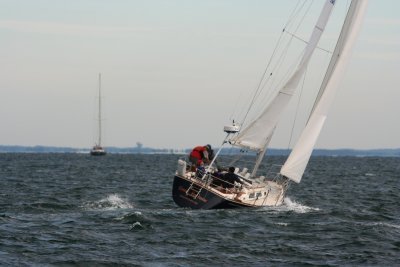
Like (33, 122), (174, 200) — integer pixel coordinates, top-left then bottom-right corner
(280, 0), (368, 183)
(232, 0), (336, 152)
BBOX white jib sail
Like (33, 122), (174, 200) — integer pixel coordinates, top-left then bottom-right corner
(280, 0), (369, 183)
(232, 0), (336, 152)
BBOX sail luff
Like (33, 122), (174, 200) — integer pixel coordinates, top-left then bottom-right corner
(280, 0), (369, 183)
(232, 0), (336, 152)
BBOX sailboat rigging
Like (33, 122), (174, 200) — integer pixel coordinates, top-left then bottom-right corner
(90, 73), (106, 156)
(172, 0), (368, 209)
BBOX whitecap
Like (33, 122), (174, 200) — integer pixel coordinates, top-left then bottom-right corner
(258, 197), (319, 214)
(280, 197), (320, 214)
(115, 211), (142, 221)
(82, 193), (134, 210)
(129, 221), (144, 230)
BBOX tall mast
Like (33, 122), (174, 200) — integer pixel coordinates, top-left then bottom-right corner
(98, 73), (102, 146)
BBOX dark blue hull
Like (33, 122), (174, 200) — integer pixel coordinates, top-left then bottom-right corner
(172, 175), (251, 209)
(90, 151), (106, 156)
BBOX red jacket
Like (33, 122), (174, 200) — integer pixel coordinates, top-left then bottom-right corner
(190, 146), (207, 160)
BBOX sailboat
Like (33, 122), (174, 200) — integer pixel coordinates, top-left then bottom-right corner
(172, 0), (368, 209)
(90, 73), (107, 156)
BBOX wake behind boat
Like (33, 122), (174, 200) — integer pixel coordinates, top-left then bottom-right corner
(172, 0), (368, 209)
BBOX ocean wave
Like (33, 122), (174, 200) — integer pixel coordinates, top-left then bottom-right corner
(82, 194), (134, 211)
(253, 197), (319, 214)
(366, 222), (400, 230)
(280, 197), (320, 214)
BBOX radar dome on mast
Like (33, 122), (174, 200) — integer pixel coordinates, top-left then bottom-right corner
(223, 121), (240, 134)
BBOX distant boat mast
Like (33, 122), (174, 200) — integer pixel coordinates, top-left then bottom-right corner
(90, 72), (106, 156)
(97, 73), (102, 147)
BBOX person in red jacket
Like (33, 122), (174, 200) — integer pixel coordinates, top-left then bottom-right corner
(189, 144), (212, 166)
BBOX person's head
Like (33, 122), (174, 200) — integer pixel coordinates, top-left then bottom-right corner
(205, 144), (212, 151)
(228, 166), (235, 173)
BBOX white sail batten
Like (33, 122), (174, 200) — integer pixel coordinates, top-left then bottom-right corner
(232, 0), (336, 151)
(280, 0), (368, 183)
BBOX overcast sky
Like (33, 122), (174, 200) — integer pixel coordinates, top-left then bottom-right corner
(0, 0), (399, 150)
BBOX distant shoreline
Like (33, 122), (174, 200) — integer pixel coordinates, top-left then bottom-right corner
(0, 145), (399, 157)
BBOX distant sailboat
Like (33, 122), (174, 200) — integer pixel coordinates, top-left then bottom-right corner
(172, 0), (368, 209)
(90, 73), (106, 156)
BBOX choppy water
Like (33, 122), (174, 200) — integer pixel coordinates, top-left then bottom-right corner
(0, 153), (399, 266)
